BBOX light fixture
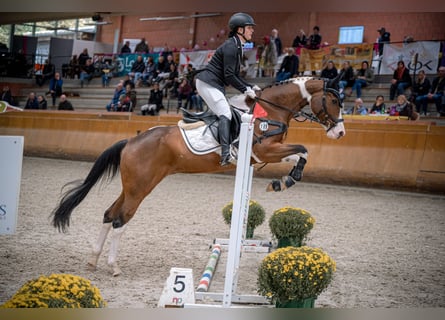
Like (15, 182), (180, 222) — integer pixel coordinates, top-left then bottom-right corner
(140, 13), (221, 22)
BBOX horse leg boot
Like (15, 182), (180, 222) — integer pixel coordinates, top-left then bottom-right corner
(268, 156), (307, 192)
(88, 222), (112, 270)
(108, 224), (126, 276)
(218, 115), (233, 166)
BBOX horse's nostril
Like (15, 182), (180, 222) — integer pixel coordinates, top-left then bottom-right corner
(338, 131), (345, 138)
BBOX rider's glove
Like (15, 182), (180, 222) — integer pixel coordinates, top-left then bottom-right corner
(244, 87), (256, 99)
(252, 85), (261, 91)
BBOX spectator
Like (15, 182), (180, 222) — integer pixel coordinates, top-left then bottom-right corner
(48, 72), (63, 106)
(370, 95), (387, 114)
(142, 56), (156, 86)
(1, 85), (13, 105)
(177, 78), (193, 111)
(292, 29), (307, 48)
(240, 54), (249, 79)
(68, 55), (80, 79)
(377, 27), (391, 56)
(153, 55), (169, 83)
(141, 82), (163, 115)
(37, 94), (48, 110)
(162, 63), (179, 98)
(128, 55), (146, 87)
(389, 94), (419, 120)
(78, 48), (90, 67)
(347, 98), (368, 115)
(123, 74), (135, 90)
(389, 60), (412, 101)
(121, 41), (131, 54)
(80, 58), (95, 88)
(307, 26), (322, 50)
(321, 60), (338, 80)
(134, 37), (149, 53)
(106, 82), (126, 112)
(100, 55), (118, 87)
(121, 83), (137, 112)
(276, 47), (299, 82)
(351, 60), (374, 98)
(58, 94), (74, 111)
(24, 92), (39, 109)
(260, 35), (277, 77)
(186, 64), (204, 112)
(271, 28), (282, 57)
(411, 70), (431, 115)
(339, 61), (355, 98)
(36, 59), (55, 87)
(416, 66), (445, 117)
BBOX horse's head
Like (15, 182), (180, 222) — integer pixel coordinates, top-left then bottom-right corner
(301, 76), (346, 139)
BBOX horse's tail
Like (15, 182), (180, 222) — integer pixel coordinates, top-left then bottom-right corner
(51, 139), (128, 232)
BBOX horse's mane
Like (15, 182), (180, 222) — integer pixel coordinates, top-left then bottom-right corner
(262, 77), (323, 90)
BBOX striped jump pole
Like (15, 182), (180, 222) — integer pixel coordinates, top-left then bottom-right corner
(197, 244), (221, 292)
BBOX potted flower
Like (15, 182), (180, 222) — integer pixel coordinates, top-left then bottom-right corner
(222, 200), (266, 239)
(0, 273), (107, 308)
(268, 207), (315, 248)
(257, 246), (336, 308)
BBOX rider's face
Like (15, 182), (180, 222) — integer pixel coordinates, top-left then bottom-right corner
(238, 26), (254, 42)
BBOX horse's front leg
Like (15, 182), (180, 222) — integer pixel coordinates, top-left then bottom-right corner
(254, 142), (308, 192)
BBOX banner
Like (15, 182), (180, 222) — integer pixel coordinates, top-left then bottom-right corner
(380, 41), (441, 75)
(299, 44), (374, 73)
(116, 53), (158, 76)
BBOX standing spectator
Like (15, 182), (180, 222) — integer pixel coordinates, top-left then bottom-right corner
(134, 37), (149, 53)
(411, 70), (431, 115)
(24, 92), (39, 109)
(416, 66), (445, 116)
(58, 94), (74, 111)
(351, 60), (374, 98)
(389, 60), (412, 101)
(271, 28), (282, 57)
(106, 82), (126, 112)
(48, 72), (63, 106)
(1, 85), (13, 105)
(36, 59), (55, 87)
(78, 48), (90, 67)
(276, 47), (299, 82)
(377, 27), (391, 56)
(321, 60), (338, 79)
(141, 82), (163, 115)
(128, 55), (146, 87)
(307, 26), (322, 50)
(80, 58), (95, 88)
(370, 95), (387, 114)
(292, 29), (307, 48)
(260, 35), (277, 77)
(37, 94), (47, 110)
(121, 41), (131, 54)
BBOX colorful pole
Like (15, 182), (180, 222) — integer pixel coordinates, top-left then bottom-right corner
(197, 244), (221, 292)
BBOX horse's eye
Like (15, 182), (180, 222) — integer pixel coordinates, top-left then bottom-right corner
(332, 99), (338, 105)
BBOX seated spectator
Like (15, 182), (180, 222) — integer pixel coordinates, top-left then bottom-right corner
(162, 63), (179, 98)
(142, 56), (156, 86)
(37, 94), (47, 110)
(370, 95), (387, 114)
(411, 70), (431, 115)
(128, 55), (146, 87)
(141, 82), (163, 116)
(153, 55), (169, 83)
(123, 74), (135, 90)
(69, 54), (80, 79)
(307, 26), (322, 50)
(80, 58), (95, 88)
(292, 29), (307, 48)
(321, 60), (338, 80)
(120, 84), (137, 112)
(348, 98), (368, 115)
(351, 60), (374, 98)
(389, 94), (419, 120)
(339, 61), (355, 98)
(24, 92), (39, 109)
(276, 47), (299, 82)
(48, 72), (63, 106)
(177, 78), (193, 111)
(100, 56), (117, 87)
(389, 60), (412, 101)
(58, 94), (74, 111)
(1, 85), (13, 105)
(106, 82), (126, 112)
(36, 59), (55, 87)
(415, 66), (445, 116)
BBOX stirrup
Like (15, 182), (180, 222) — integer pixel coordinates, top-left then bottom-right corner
(220, 154), (233, 166)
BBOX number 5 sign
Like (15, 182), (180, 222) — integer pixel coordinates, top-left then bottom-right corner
(158, 268), (195, 307)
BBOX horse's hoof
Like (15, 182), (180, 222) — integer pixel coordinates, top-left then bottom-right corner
(266, 180), (282, 192)
(112, 268), (121, 277)
(87, 262), (97, 271)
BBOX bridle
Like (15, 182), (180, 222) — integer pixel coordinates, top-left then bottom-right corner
(252, 79), (344, 134)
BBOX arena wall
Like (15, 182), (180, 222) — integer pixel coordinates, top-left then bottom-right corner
(0, 111), (444, 193)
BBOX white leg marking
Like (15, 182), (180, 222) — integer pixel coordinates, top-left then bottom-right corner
(108, 224), (127, 276)
(88, 222), (112, 269)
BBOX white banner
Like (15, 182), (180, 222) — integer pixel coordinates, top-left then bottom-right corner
(380, 41), (440, 75)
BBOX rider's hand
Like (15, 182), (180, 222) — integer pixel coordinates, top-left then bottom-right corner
(252, 85), (261, 91)
(244, 87), (256, 99)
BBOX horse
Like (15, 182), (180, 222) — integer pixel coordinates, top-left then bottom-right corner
(51, 76), (345, 276)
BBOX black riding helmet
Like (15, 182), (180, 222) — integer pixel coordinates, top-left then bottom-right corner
(228, 12), (256, 31)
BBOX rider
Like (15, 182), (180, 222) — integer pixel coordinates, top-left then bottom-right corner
(196, 12), (260, 166)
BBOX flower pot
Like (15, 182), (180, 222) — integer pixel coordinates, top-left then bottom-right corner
(246, 226), (254, 239)
(275, 297), (315, 308)
(277, 237), (302, 248)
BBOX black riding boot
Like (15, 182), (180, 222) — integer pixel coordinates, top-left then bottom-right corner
(218, 115), (232, 166)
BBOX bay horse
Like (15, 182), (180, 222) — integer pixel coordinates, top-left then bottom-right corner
(51, 76), (345, 276)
